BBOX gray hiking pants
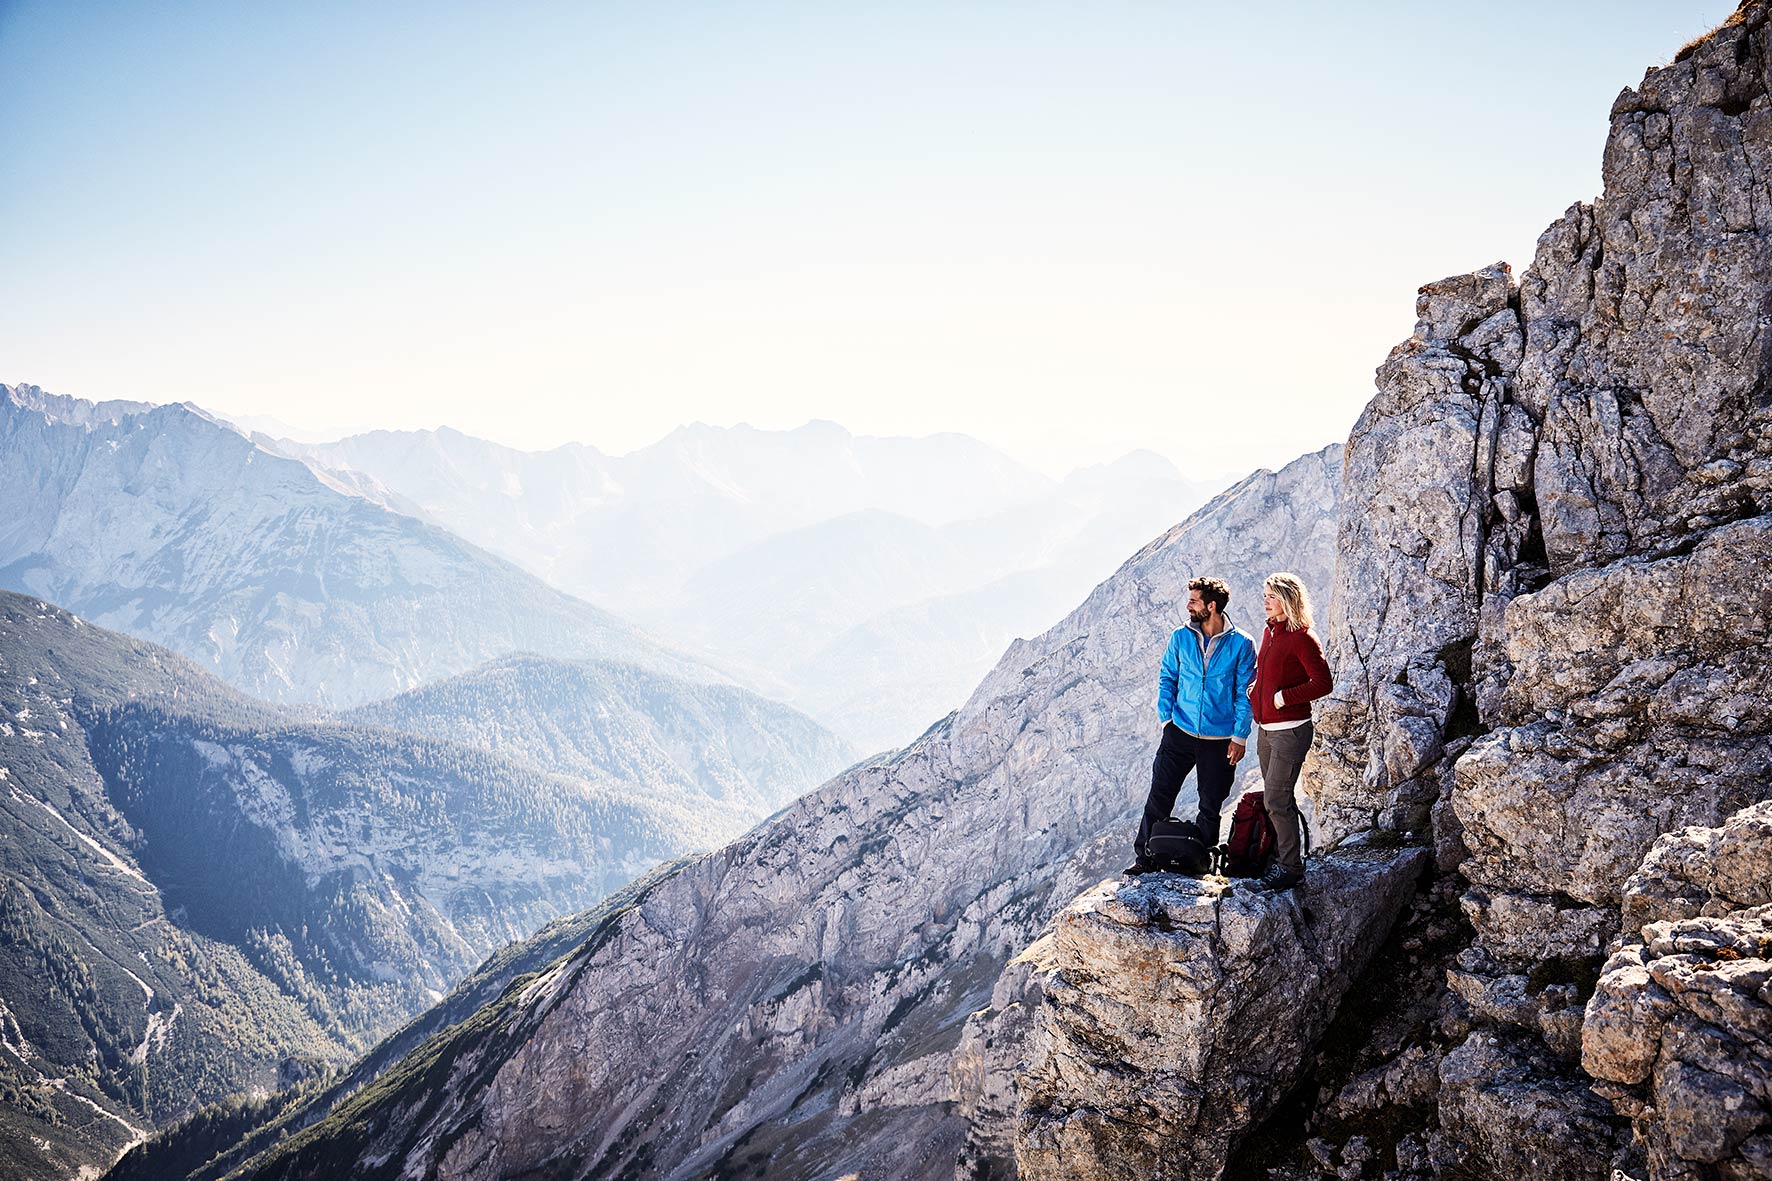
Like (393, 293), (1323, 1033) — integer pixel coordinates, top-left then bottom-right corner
(1257, 722), (1313, 873)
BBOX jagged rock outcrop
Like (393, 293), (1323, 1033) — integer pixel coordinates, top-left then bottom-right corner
(1308, 263), (1524, 851)
(1298, 4), (1772, 1178)
(1584, 801), (1772, 1180)
(948, 825), (1136, 1178)
(199, 445), (1339, 1181)
(1014, 848), (1428, 1181)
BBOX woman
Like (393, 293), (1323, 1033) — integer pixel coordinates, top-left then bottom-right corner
(1249, 572), (1332, 892)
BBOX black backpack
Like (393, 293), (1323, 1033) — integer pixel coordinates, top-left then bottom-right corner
(1146, 817), (1216, 877)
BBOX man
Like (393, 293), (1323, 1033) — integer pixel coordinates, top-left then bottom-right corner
(1127, 575), (1256, 875)
(1249, 571), (1332, 892)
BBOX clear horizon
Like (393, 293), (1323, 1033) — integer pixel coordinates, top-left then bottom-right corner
(0, 1), (1736, 478)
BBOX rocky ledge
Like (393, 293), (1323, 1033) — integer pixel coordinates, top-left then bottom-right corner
(1015, 846), (1429, 1180)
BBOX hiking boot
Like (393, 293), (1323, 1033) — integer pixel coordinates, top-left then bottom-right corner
(1123, 859), (1159, 877)
(1255, 864), (1304, 892)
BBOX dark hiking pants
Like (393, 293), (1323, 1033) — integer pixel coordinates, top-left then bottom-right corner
(1137, 723), (1235, 861)
(1257, 722), (1314, 874)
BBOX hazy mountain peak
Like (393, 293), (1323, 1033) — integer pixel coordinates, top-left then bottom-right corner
(1061, 448), (1186, 485)
(195, 406), (356, 444)
(792, 417), (851, 438)
(4, 380), (158, 427)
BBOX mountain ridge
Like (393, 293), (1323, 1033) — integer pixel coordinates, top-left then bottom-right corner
(342, 651), (857, 837)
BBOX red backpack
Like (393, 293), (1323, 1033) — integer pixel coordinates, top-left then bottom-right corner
(1224, 790), (1313, 877)
(1224, 792), (1275, 877)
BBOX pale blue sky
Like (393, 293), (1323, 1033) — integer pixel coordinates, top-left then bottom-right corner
(0, 1), (1737, 477)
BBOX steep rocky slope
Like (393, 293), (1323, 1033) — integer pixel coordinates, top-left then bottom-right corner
(1275, 5), (1772, 1177)
(0, 385), (716, 709)
(190, 444), (1339, 1181)
(0, 594), (701, 1181)
(344, 654), (856, 840)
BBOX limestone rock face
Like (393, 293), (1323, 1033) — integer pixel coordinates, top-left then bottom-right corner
(1301, 5), (1772, 1177)
(1314, 0), (1772, 847)
(1523, 62), (1772, 575)
(946, 821), (1138, 1180)
(1584, 802), (1772, 1180)
(1014, 848), (1427, 1181)
(1452, 516), (1772, 909)
(1308, 264), (1523, 848)
(225, 447), (1342, 1181)
(950, 934), (1055, 1179)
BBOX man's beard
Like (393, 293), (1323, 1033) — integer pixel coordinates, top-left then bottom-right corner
(1187, 606), (1207, 623)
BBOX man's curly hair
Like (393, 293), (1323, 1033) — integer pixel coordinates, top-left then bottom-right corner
(1188, 576), (1230, 614)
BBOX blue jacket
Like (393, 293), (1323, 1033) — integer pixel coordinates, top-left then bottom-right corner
(1157, 616), (1256, 741)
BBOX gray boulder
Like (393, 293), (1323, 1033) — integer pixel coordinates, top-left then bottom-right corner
(1584, 801), (1772, 1180)
(1014, 848), (1427, 1181)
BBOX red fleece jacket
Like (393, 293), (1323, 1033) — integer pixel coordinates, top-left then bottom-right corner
(1252, 619), (1333, 725)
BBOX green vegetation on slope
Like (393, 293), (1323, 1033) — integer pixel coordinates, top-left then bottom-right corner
(0, 592), (690, 1181)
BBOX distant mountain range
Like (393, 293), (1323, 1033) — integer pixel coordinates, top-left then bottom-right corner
(278, 419), (1058, 603)
(0, 378), (1231, 1178)
(0, 383), (721, 710)
(280, 420), (1224, 749)
(2, 382), (1223, 752)
(0, 592), (849, 1181)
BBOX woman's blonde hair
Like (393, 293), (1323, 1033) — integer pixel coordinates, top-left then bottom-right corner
(1263, 572), (1315, 632)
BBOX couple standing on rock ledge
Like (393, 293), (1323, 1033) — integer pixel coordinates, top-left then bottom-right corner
(1127, 573), (1331, 892)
